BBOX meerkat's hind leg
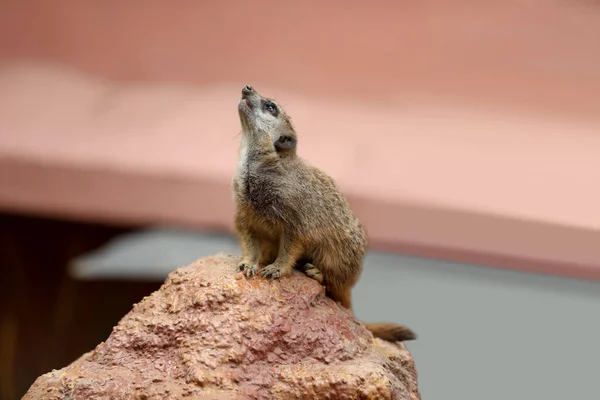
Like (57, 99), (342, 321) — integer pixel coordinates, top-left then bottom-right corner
(327, 285), (352, 309)
(302, 262), (324, 284)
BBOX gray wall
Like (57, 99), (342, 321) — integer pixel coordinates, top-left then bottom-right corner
(356, 252), (600, 400)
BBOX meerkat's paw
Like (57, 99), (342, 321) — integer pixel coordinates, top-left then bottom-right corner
(259, 263), (290, 280)
(237, 260), (258, 277)
(303, 263), (324, 284)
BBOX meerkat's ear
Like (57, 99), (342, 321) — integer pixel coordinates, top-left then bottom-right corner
(274, 133), (297, 152)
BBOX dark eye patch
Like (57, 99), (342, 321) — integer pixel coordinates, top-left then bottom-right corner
(263, 100), (279, 117)
(274, 134), (296, 152)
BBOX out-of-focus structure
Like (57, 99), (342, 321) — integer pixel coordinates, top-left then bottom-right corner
(2, 1), (600, 279)
(1, 1), (600, 399)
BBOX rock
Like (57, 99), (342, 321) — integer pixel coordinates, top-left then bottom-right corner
(24, 253), (420, 399)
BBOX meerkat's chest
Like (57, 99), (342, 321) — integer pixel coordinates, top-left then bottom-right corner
(234, 148), (270, 199)
(235, 142), (258, 187)
(235, 138), (266, 177)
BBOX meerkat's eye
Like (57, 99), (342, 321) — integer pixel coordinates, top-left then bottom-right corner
(264, 101), (278, 116)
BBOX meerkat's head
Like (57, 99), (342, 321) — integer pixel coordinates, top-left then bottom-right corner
(238, 85), (297, 156)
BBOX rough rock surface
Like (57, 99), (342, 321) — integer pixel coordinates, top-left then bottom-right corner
(24, 253), (420, 400)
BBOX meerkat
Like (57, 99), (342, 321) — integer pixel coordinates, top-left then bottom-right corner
(233, 85), (415, 342)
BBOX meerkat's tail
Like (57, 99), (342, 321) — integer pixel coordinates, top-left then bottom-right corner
(363, 323), (417, 342)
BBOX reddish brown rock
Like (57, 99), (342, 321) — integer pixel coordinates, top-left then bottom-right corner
(24, 253), (420, 399)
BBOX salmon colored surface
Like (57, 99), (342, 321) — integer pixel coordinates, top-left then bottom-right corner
(1, 1), (599, 280)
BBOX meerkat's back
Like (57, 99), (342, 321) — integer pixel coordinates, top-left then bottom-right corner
(287, 163), (368, 296)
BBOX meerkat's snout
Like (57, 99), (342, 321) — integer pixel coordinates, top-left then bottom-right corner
(238, 85), (258, 132)
(242, 85), (254, 96)
(239, 84), (260, 111)
(241, 85), (259, 105)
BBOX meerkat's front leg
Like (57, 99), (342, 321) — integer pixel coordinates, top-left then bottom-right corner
(237, 229), (261, 277)
(259, 233), (302, 280)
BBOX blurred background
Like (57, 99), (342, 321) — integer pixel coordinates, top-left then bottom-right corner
(1, 1), (600, 399)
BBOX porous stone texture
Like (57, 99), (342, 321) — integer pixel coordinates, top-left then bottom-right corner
(24, 253), (420, 399)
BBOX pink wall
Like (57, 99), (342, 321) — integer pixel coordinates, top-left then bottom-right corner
(2, 1), (600, 280)
(1, 0), (599, 120)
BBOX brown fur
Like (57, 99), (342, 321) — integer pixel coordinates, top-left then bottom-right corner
(232, 85), (416, 342)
